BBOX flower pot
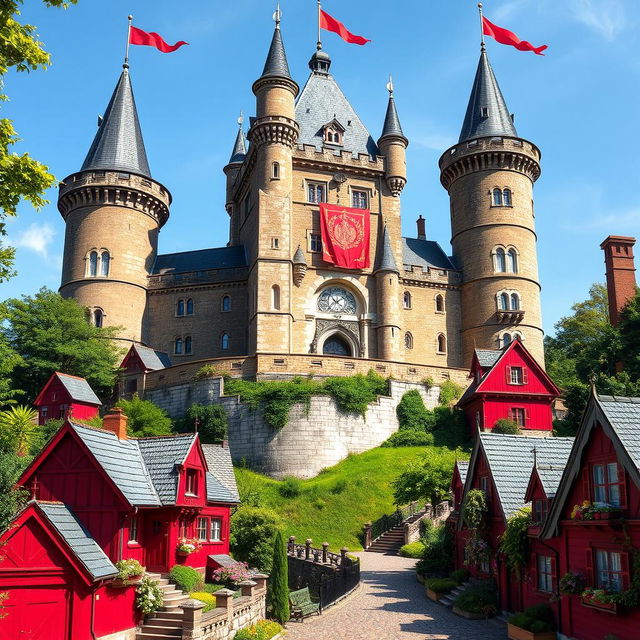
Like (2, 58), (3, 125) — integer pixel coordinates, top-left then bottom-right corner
(507, 623), (556, 640)
(108, 575), (142, 589)
(581, 597), (617, 613)
(452, 606), (486, 620)
(176, 550), (190, 558)
(426, 588), (446, 602)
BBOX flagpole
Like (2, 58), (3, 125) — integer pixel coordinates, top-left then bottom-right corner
(317, 0), (322, 50)
(478, 3), (485, 52)
(124, 14), (133, 68)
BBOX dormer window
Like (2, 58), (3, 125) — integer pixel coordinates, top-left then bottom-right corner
(185, 469), (198, 496)
(322, 119), (345, 146)
(533, 498), (549, 522)
(481, 107), (489, 118)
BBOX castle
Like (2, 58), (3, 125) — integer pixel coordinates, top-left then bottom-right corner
(58, 16), (545, 384)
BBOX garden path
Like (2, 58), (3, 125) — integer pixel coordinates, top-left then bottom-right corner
(284, 553), (507, 640)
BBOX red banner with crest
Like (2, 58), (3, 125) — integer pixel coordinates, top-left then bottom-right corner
(319, 203), (370, 269)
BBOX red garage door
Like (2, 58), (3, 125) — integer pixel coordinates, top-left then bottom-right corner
(0, 584), (69, 640)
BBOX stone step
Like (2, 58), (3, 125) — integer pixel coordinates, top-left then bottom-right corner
(139, 623), (182, 636)
(144, 618), (182, 629)
(136, 633), (181, 640)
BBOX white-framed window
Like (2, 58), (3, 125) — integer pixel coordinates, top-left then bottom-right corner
(309, 233), (322, 253)
(404, 332), (413, 350)
(129, 516), (138, 543)
(435, 294), (445, 313)
(351, 189), (368, 209)
(197, 517), (208, 541)
(503, 188), (513, 206)
(89, 250), (99, 276)
(592, 462), (623, 507)
(220, 333), (229, 350)
(437, 334), (446, 354)
(511, 407), (526, 426)
(596, 550), (623, 593)
(403, 291), (411, 309)
(492, 188), (503, 206)
(210, 518), (222, 542)
(186, 299), (194, 315)
(495, 247), (506, 272)
(185, 469), (198, 496)
(221, 296), (231, 312)
(511, 293), (520, 310)
(491, 188), (513, 207)
(272, 285), (281, 310)
(537, 555), (553, 592)
(307, 182), (326, 204)
(497, 291), (521, 311)
(509, 366), (525, 385)
(100, 251), (110, 276)
(507, 248), (518, 273)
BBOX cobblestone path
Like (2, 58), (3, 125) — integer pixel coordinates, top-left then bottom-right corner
(284, 553), (506, 640)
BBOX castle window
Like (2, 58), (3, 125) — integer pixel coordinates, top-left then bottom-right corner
(404, 332), (413, 350)
(272, 285), (281, 310)
(186, 299), (194, 315)
(272, 162), (280, 179)
(89, 251), (98, 277)
(174, 338), (183, 355)
(503, 189), (513, 206)
(502, 332), (512, 347)
(510, 293), (520, 310)
(221, 296), (231, 312)
(323, 122), (344, 145)
(308, 183), (326, 204)
(310, 233), (322, 253)
(403, 291), (411, 309)
(499, 293), (509, 311)
(177, 299), (185, 316)
(481, 107), (489, 118)
(352, 190), (368, 209)
(271, 237), (280, 249)
(495, 247), (506, 272)
(220, 333), (229, 350)
(100, 251), (110, 276)
(437, 333), (447, 354)
(492, 188), (503, 206)
(93, 308), (103, 328)
(435, 294), (445, 313)
(184, 336), (192, 355)
(507, 248), (518, 273)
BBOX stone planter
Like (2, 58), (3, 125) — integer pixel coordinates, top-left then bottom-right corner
(581, 597), (617, 613)
(108, 576), (142, 589)
(452, 606), (486, 620)
(426, 588), (447, 602)
(507, 623), (557, 640)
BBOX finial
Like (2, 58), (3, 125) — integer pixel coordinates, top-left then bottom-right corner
(386, 75), (394, 96)
(478, 3), (486, 52)
(237, 111), (244, 128)
(123, 14), (133, 70)
(588, 372), (597, 396)
(273, 1), (281, 27)
(531, 446), (538, 468)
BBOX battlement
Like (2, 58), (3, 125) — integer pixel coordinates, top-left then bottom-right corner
(293, 144), (385, 174)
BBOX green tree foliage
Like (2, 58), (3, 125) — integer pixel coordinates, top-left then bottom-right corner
(392, 447), (462, 507)
(498, 507), (532, 579)
(619, 291), (640, 380)
(269, 530), (290, 625)
(0, 332), (21, 407)
(0, 451), (28, 531)
(1, 288), (121, 401)
(0, 0), (78, 281)
(439, 380), (464, 406)
(116, 394), (173, 438)
(0, 404), (38, 455)
(175, 404), (227, 443)
(230, 506), (279, 572)
(492, 419), (521, 435)
(462, 489), (487, 531)
(396, 390), (435, 431)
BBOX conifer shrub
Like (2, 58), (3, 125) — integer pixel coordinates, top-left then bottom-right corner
(269, 530), (289, 625)
(396, 389), (435, 431)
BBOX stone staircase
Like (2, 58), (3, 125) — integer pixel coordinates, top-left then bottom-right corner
(136, 572), (189, 640)
(438, 580), (472, 608)
(366, 509), (427, 555)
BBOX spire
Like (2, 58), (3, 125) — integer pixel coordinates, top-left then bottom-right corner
(379, 77), (407, 143)
(292, 245), (307, 266)
(458, 50), (517, 143)
(228, 114), (247, 164)
(81, 68), (151, 178)
(260, 10), (293, 81)
(376, 224), (399, 274)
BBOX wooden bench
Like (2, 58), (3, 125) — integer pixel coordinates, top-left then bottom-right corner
(289, 587), (321, 621)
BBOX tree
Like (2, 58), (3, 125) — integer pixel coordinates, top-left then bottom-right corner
(116, 395), (173, 438)
(396, 390), (435, 431)
(176, 404), (227, 443)
(0, 452), (28, 531)
(618, 289), (640, 380)
(269, 530), (290, 625)
(0, 0), (78, 281)
(1, 288), (121, 400)
(0, 405), (38, 455)
(230, 506), (279, 573)
(0, 332), (21, 408)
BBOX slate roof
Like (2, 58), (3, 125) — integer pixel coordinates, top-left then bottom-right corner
(228, 127), (247, 165)
(56, 373), (102, 406)
(598, 395), (640, 472)
(459, 51), (517, 143)
(152, 246), (248, 275)
(402, 237), (456, 271)
(456, 460), (469, 485)
(376, 226), (399, 274)
(81, 69), (151, 178)
(206, 472), (240, 504)
(138, 434), (197, 505)
(478, 433), (574, 518)
(133, 344), (172, 371)
(260, 24), (292, 80)
(292, 245), (307, 266)
(536, 465), (566, 498)
(380, 94), (406, 141)
(475, 349), (502, 369)
(295, 69), (378, 158)
(202, 444), (240, 502)
(38, 502), (117, 581)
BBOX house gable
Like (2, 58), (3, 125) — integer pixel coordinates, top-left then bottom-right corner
(177, 437), (207, 507)
(524, 467), (547, 503)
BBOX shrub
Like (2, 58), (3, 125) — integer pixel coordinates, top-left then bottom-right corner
(322, 370), (389, 416)
(234, 620), (283, 640)
(439, 380), (463, 406)
(190, 591), (217, 613)
(508, 603), (555, 632)
(399, 541), (426, 558)
(425, 577), (457, 594)
(396, 390), (435, 431)
(492, 419), (521, 435)
(201, 583), (226, 594)
(115, 558), (144, 580)
(415, 524), (454, 576)
(211, 562), (251, 588)
(278, 476), (303, 498)
(116, 394), (173, 437)
(176, 404), (227, 444)
(330, 479), (348, 494)
(499, 507), (532, 579)
(382, 430), (434, 447)
(194, 364), (224, 380)
(269, 530), (289, 624)
(462, 489), (487, 530)
(230, 506), (279, 572)
(169, 565), (204, 593)
(450, 568), (470, 585)
(135, 577), (164, 614)
(431, 407), (469, 448)
(453, 582), (498, 617)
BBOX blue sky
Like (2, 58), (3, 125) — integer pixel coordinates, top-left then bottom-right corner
(3, 0), (639, 336)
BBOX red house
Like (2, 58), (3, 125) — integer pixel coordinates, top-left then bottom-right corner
(119, 344), (172, 397)
(33, 372), (102, 425)
(457, 338), (560, 435)
(0, 409), (239, 640)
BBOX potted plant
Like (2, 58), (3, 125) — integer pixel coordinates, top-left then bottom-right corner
(559, 571), (585, 596)
(581, 587), (618, 612)
(110, 559), (145, 587)
(507, 604), (556, 640)
(452, 582), (498, 620)
(425, 577), (457, 602)
(176, 537), (201, 557)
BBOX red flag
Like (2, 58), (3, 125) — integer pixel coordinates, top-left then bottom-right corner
(129, 26), (188, 53)
(482, 16), (547, 56)
(320, 10), (370, 46)
(320, 203), (370, 269)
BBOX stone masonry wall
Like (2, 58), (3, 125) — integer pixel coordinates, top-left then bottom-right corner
(145, 377), (441, 478)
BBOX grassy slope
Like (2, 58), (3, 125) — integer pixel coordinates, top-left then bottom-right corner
(234, 446), (432, 551)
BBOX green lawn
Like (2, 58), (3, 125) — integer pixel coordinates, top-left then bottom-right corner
(234, 446), (433, 551)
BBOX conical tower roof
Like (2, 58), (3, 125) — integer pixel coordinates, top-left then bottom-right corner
(376, 225), (399, 274)
(380, 94), (405, 141)
(81, 68), (151, 178)
(228, 127), (247, 164)
(260, 22), (292, 80)
(292, 245), (307, 265)
(458, 50), (517, 143)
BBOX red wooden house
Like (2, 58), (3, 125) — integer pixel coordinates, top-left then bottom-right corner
(0, 408), (239, 640)
(457, 338), (560, 435)
(33, 372), (102, 425)
(119, 344), (172, 397)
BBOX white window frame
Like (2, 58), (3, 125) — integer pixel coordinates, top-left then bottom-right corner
(210, 518), (222, 542)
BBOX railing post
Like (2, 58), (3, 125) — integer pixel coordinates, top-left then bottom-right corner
(340, 547), (348, 564)
(363, 523), (372, 550)
(288, 535), (296, 555)
(252, 573), (269, 592)
(305, 538), (312, 560)
(180, 599), (205, 640)
(238, 579), (257, 597)
(322, 542), (329, 563)
(313, 548), (321, 563)
(213, 588), (235, 624)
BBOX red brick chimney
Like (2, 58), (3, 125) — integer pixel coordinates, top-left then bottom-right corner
(600, 235), (637, 326)
(416, 215), (426, 240)
(103, 408), (128, 440)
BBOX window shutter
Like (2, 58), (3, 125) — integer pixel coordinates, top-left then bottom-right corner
(621, 552), (630, 589)
(525, 409), (530, 426)
(586, 548), (594, 584)
(551, 556), (558, 589)
(531, 553), (538, 589)
(523, 368), (529, 384)
(582, 467), (591, 502)
(618, 463), (628, 508)
(506, 366), (512, 384)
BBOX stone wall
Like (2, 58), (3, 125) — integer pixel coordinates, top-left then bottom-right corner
(145, 376), (445, 478)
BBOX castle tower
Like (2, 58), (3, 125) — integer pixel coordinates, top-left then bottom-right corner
(245, 14), (299, 354)
(375, 225), (401, 360)
(439, 49), (544, 365)
(58, 66), (171, 345)
(378, 81), (408, 198)
(224, 117), (247, 245)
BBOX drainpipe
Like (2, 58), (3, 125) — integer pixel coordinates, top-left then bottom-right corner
(90, 581), (103, 640)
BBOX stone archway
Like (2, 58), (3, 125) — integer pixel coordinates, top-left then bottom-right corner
(311, 320), (361, 357)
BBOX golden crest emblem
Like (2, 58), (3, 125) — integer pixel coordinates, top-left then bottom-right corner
(328, 211), (364, 250)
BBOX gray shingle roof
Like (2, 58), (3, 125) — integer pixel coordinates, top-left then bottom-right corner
(598, 395), (640, 472)
(459, 51), (517, 143)
(38, 502), (117, 581)
(133, 344), (172, 371)
(81, 69), (151, 178)
(295, 70), (378, 158)
(138, 435), (197, 505)
(206, 472), (240, 504)
(260, 25), (292, 80)
(376, 225), (399, 274)
(536, 465), (566, 498)
(292, 245), (307, 266)
(152, 246), (247, 275)
(476, 349), (502, 368)
(56, 373), (101, 406)
(479, 433), (574, 518)
(72, 423), (161, 506)
(228, 127), (247, 164)
(456, 460), (469, 486)
(380, 94), (406, 141)
(402, 237), (456, 271)
(202, 444), (240, 502)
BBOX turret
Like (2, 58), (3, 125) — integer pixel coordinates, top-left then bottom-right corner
(224, 115), (247, 245)
(378, 80), (408, 197)
(58, 66), (171, 345)
(440, 49), (544, 365)
(375, 225), (401, 360)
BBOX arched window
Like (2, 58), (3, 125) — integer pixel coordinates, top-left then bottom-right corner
(272, 162), (280, 179)
(93, 308), (103, 328)
(174, 338), (183, 355)
(513, 332), (523, 342)
(220, 333), (229, 350)
(323, 334), (351, 356)
(499, 293), (509, 310)
(404, 332), (413, 350)
(403, 291), (412, 310)
(502, 333), (512, 347)
(507, 248), (518, 273)
(186, 299), (194, 315)
(184, 336), (192, 354)
(177, 299), (185, 316)
(492, 188), (503, 206)
(495, 248), (506, 272)
(503, 188), (512, 206)
(100, 251), (110, 276)
(437, 334), (447, 354)
(271, 285), (280, 310)
(511, 293), (520, 310)
(435, 294), (445, 313)
(221, 296), (231, 312)
(89, 251), (98, 277)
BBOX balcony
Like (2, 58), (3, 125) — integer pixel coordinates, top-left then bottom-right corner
(496, 309), (525, 324)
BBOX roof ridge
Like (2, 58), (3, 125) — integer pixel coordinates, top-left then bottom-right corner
(54, 371), (88, 381)
(136, 432), (197, 441)
(157, 246), (243, 258)
(598, 394), (640, 403)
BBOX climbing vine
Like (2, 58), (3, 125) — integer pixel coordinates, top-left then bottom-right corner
(462, 489), (487, 531)
(498, 507), (532, 580)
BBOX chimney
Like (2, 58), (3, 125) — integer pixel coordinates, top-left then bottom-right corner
(103, 407), (128, 440)
(600, 235), (637, 326)
(416, 215), (426, 240)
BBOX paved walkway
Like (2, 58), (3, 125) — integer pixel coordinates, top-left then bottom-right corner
(285, 553), (507, 640)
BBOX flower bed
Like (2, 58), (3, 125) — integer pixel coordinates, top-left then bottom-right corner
(507, 604), (556, 640)
(425, 578), (457, 602)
